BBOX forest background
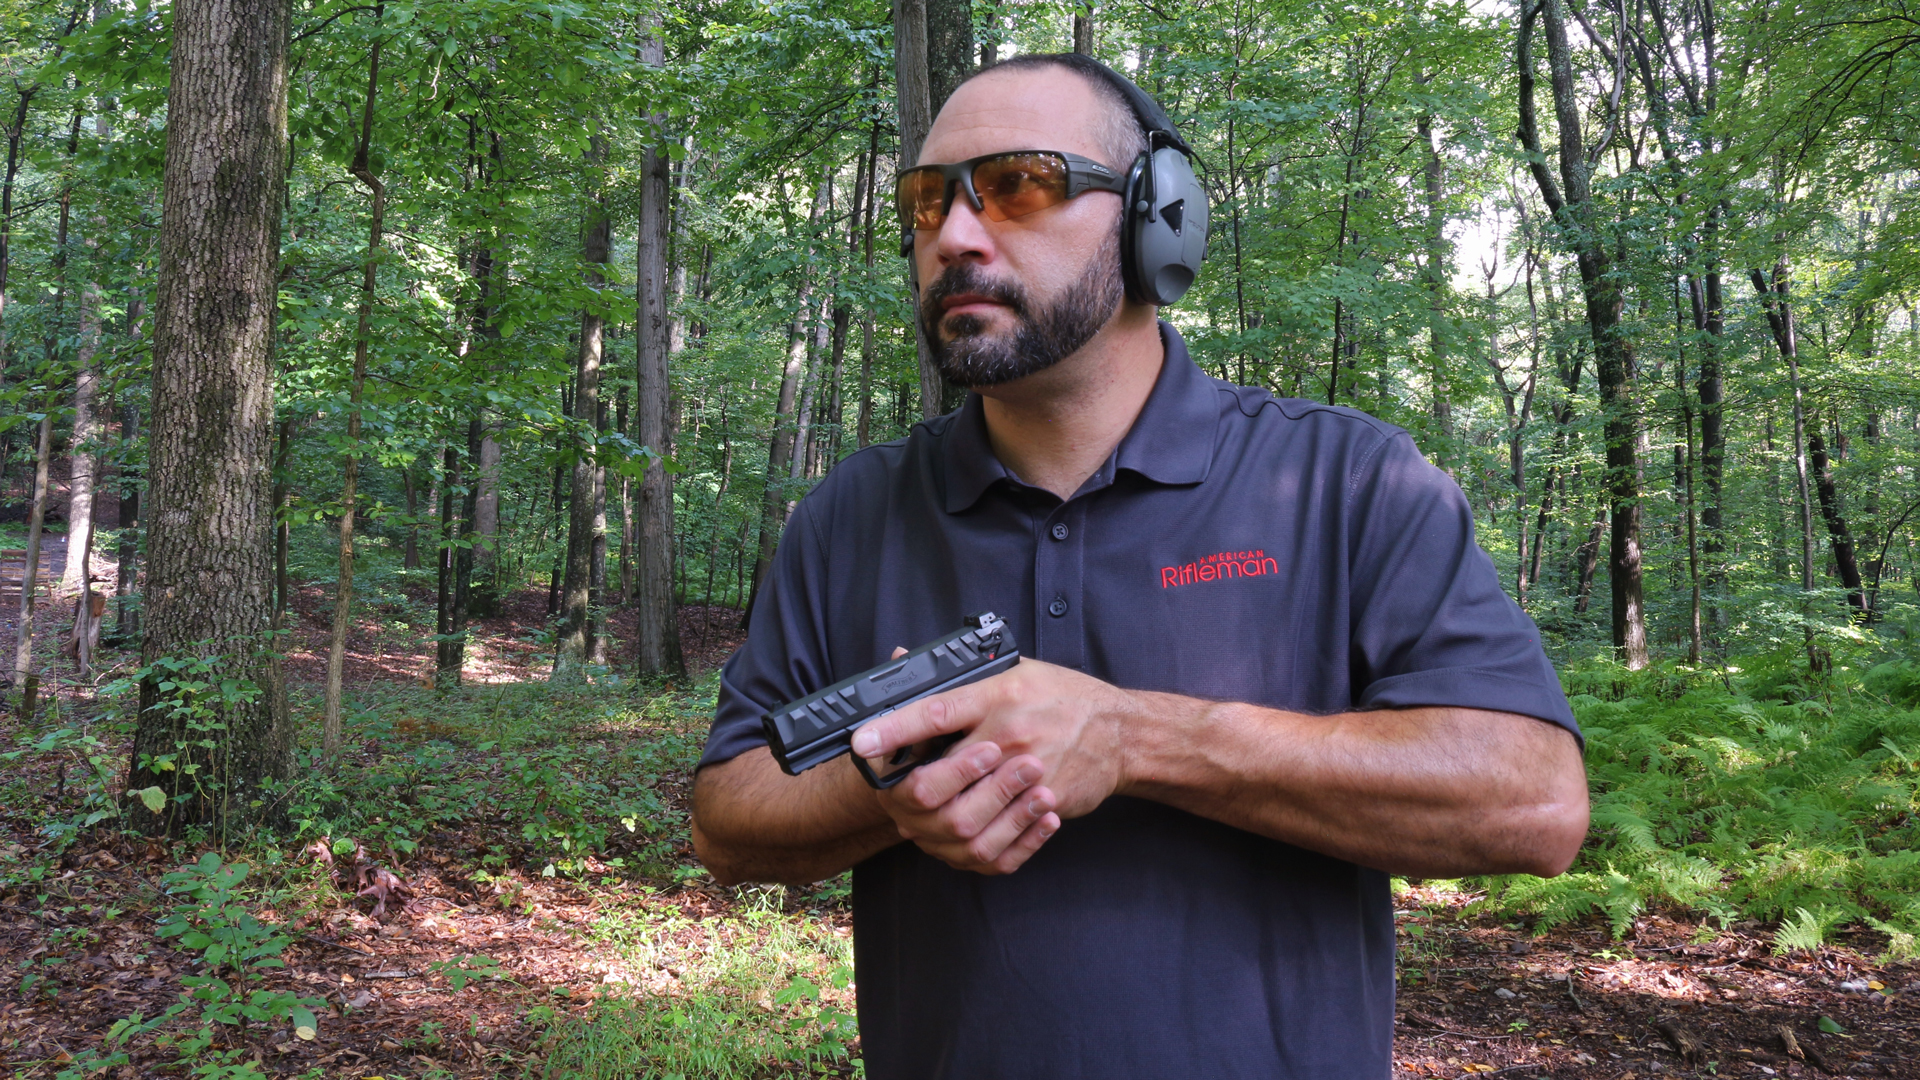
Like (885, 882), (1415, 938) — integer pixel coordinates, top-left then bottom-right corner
(2, 0), (1920, 1075)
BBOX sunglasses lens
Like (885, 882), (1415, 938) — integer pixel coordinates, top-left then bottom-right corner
(974, 153), (1069, 222)
(897, 169), (949, 230)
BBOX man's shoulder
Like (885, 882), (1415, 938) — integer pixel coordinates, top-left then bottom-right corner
(1207, 379), (1411, 457)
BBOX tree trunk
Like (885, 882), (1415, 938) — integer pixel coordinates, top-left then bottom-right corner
(589, 398), (609, 667)
(60, 291), (100, 597)
(434, 438), (469, 687)
(1807, 415), (1865, 611)
(1419, 107), (1453, 471)
(128, 0), (291, 837)
(1073, 11), (1093, 54)
(401, 461), (419, 569)
(13, 414), (49, 715)
(1574, 506), (1605, 614)
(635, 31), (685, 677)
(327, 26), (384, 757)
(1751, 264), (1823, 667)
(747, 176), (829, 623)
(893, 0), (946, 420)
(473, 431), (499, 571)
(790, 287), (826, 490)
(272, 418), (292, 623)
(616, 384), (634, 601)
(927, 0), (975, 111)
(62, 512), (100, 678)
(555, 134), (611, 677)
(1692, 251), (1727, 629)
(465, 216), (502, 618)
(1518, 0), (1647, 667)
(857, 112), (881, 449)
(116, 399), (141, 641)
(546, 409), (565, 618)
(455, 416), (479, 663)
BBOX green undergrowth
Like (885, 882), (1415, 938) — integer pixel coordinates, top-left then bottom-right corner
(280, 673), (715, 880)
(539, 888), (859, 1079)
(1483, 648), (1920, 956)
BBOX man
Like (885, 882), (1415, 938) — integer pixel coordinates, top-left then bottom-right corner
(693, 54), (1588, 1078)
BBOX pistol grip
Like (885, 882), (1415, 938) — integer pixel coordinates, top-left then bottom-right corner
(853, 732), (965, 789)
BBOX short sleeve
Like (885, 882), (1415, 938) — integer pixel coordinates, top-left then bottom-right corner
(1344, 433), (1580, 743)
(698, 499), (835, 769)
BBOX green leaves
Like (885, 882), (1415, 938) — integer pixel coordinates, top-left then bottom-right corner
(427, 953), (509, 991)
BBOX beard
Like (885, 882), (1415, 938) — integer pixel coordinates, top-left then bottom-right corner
(919, 230), (1124, 389)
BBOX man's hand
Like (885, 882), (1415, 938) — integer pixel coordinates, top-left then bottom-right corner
(856, 657), (1130, 822)
(855, 650), (1103, 875)
(871, 739), (1062, 875)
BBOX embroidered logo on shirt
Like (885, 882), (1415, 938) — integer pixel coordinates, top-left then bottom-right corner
(1160, 549), (1277, 589)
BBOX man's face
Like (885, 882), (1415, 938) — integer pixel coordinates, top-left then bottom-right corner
(912, 68), (1128, 388)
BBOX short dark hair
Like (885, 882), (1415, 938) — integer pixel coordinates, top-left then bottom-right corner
(963, 53), (1150, 173)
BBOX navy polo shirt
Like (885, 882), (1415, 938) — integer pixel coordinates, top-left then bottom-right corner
(700, 323), (1578, 1079)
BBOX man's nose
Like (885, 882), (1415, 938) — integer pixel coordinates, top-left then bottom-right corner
(931, 187), (995, 267)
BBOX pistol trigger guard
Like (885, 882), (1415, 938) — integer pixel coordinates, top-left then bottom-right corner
(855, 754), (916, 789)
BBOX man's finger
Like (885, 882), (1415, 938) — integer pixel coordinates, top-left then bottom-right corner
(936, 755), (1046, 838)
(887, 741), (1003, 813)
(986, 812), (1061, 875)
(852, 678), (988, 759)
(955, 781), (1055, 866)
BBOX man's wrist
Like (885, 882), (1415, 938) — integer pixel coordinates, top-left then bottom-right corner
(1114, 690), (1251, 801)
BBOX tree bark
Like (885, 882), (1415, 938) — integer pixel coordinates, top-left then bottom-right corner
(1073, 11), (1093, 54)
(555, 133), (611, 677)
(327, 23), (384, 757)
(129, 0), (291, 836)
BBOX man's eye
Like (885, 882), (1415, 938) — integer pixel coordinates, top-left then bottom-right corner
(990, 172), (1035, 195)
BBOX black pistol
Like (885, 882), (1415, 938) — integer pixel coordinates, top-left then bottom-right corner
(762, 612), (1020, 789)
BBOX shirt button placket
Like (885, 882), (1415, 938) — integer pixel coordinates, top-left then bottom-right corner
(1035, 502), (1087, 669)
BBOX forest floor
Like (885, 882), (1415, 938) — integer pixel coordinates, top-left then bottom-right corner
(0, 529), (1914, 1077)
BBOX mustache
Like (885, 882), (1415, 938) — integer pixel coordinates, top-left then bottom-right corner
(920, 263), (1029, 326)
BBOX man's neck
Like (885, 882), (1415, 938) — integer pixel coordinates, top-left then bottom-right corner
(976, 305), (1165, 501)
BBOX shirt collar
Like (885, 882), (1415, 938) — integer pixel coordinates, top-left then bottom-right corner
(942, 321), (1219, 513)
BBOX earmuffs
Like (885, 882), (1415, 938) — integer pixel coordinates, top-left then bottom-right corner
(1079, 58), (1211, 307)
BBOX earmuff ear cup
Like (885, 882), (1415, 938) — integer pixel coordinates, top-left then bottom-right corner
(1121, 145), (1210, 307)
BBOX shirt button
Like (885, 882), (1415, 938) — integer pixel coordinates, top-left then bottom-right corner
(1050, 522), (1069, 541)
(1048, 596), (1069, 618)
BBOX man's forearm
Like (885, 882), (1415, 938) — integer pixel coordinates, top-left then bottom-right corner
(691, 748), (901, 886)
(1117, 696), (1589, 879)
